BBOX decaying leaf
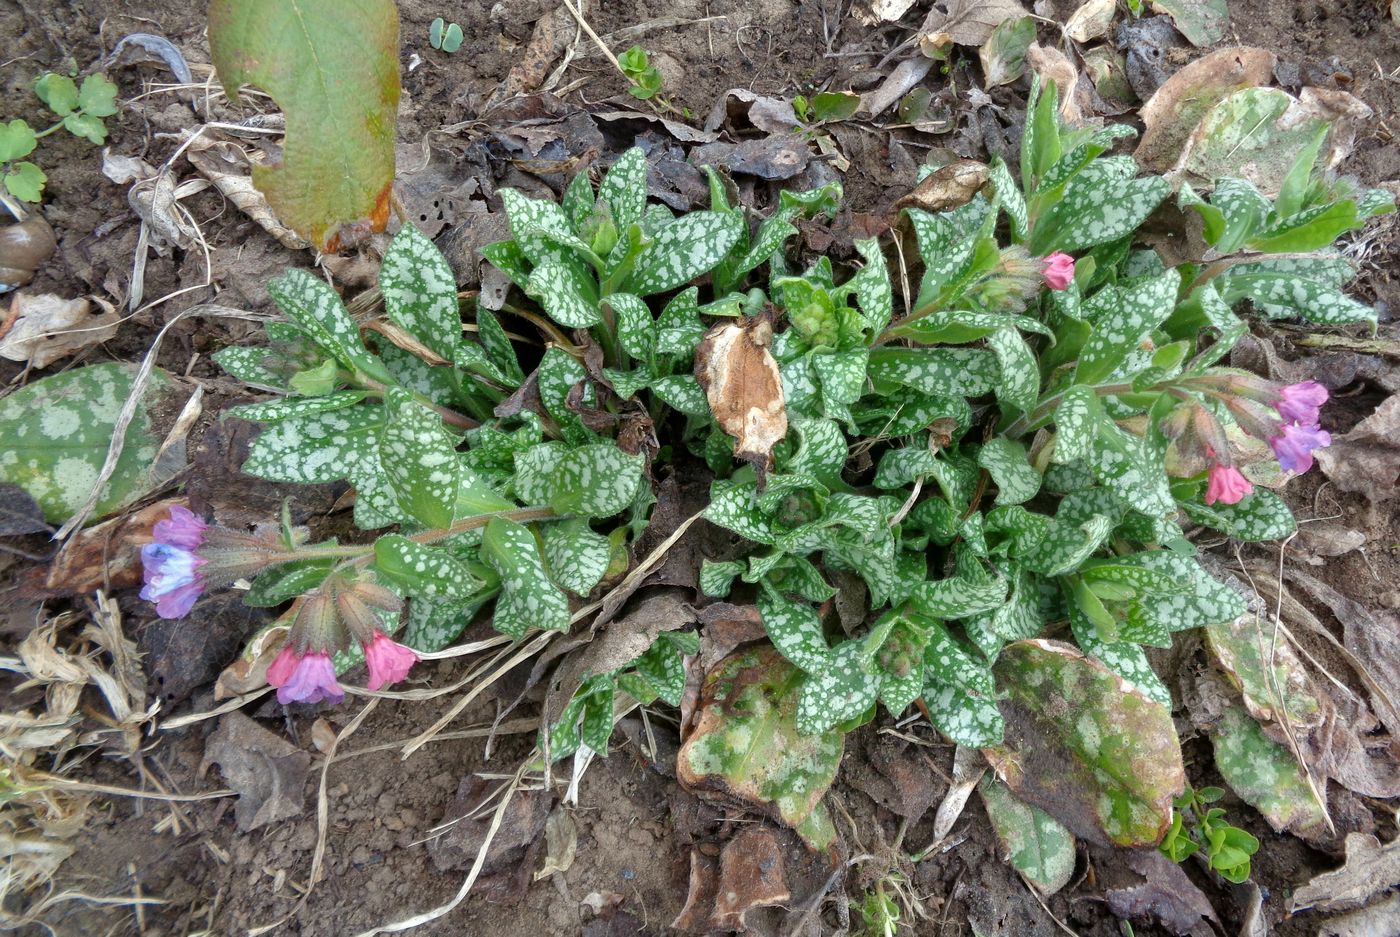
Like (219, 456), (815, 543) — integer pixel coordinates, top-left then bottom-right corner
(1316, 394), (1400, 503)
(534, 806), (578, 880)
(18, 499), (181, 599)
(986, 640), (1185, 847)
(1025, 43), (1085, 125)
(695, 317), (788, 480)
(893, 159), (989, 215)
(1081, 46), (1135, 113)
(1064, 0), (1117, 43)
(429, 774), (552, 903)
(0, 482), (49, 537)
(979, 775), (1076, 895)
(201, 710), (310, 832)
(1099, 845), (1221, 935)
(678, 647), (842, 851)
(712, 827), (791, 930)
(1150, 0), (1229, 47)
(1292, 832), (1400, 913)
(1205, 613), (1324, 730)
(855, 0), (918, 25)
(208, 0), (399, 250)
(214, 621), (290, 699)
(929, 745), (985, 847)
(1134, 46), (1277, 173)
(0, 293), (120, 368)
(979, 16), (1036, 88)
(1172, 86), (1373, 195)
(1212, 700), (1329, 839)
(917, 0), (1028, 57)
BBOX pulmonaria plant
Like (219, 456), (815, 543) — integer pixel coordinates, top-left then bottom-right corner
(151, 76), (1390, 855)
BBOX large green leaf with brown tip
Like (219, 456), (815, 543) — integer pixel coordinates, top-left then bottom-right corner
(677, 646), (842, 850)
(986, 640), (1185, 847)
(209, 0), (399, 250)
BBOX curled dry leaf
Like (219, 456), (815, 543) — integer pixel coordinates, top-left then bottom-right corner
(0, 215), (57, 292)
(1316, 394), (1400, 503)
(1135, 47), (1278, 173)
(893, 159), (989, 215)
(201, 710), (310, 832)
(1150, 0), (1229, 47)
(1025, 43), (1086, 125)
(214, 622), (289, 699)
(695, 317), (788, 481)
(916, 0), (1028, 57)
(855, 0), (918, 25)
(186, 136), (311, 250)
(712, 827), (791, 930)
(1292, 832), (1400, 913)
(1064, 0), (1117, 43)
(533, 806), (578, 880)
(0, 293), (120, 369)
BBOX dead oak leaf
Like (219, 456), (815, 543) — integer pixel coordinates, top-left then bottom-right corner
(695, 317), (787, 482)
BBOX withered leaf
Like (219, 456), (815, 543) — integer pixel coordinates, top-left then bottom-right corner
(202, 710), (310, 832)
(695, 317), (787, 481)
(893, 159), (988, 215)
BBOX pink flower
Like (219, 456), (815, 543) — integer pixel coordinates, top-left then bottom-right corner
(140, 505), (209, 618)
(267, 647), (344, 705)
(1270, 423), (1331, 475)
(1205, 463), (1253, 505)
(1041, 252), (1075, 290)
(363, 631), (419, 691)
(1275, 381), (1328, 426)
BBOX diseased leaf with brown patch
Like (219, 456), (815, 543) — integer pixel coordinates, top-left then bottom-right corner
(985, 640), (1185, 847)
(1134, 47), (1277, 173)
(893, 159), (988, 214)
(209, 0), (399, 251)
(1205, 613), (1323, 730)
(917, 0), (1028, 56)
(695, 317), (788, 481)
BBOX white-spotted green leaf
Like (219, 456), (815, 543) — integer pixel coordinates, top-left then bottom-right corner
(213, 345), (291, 391)
(1071, 614), (1173, 709)
(1028, 159), (1171, 255)
(553, 444), (643, 517)
(512, 441), (565, 506)
(542, 518), (610, 596)
(1126, 553), (1246, 634)
(536, 347), (590, 441)
(989, 567), (1043, 642)
(978, 438), (1040, 506)
(867, 347), (1000, 397)
(0, 363), (173, 523)
(404, 593), (493, 652)
(625, 211), (743, 296)
(921, 618), (1004, 747)
(786, 418), (848, 492)
(1075, 270), (1181, 385)
(812, 349), (868, 421)
(1181, 489), (1296, 541)
(1052, 385), (1100, 464)
(380, 390), (461, 529)
(873, 445), (938, 490)
(1216, 266), (1376, 325)
(480, 516), (570, 637)
(632, 633), (689, 707)
(526, 255), (601, 329)
(374, 534), (482, 599)
(268, 269), (387, 382)
(988, 158), (1028, 241)
(851, 237), (893, 334)
(758, 588), (832, 674)
(705, 482), (780, 545)
(770, 556), (837, 603)
(607, 292), (655, 360)
(229, 391), (368, 423)
(604, 368), (651, 400)
(651, 375), (709, 416)
(500, 188), (595, 262)
(597, 147), (647, 232)
(580, 680), (616, 753)
(348, 461), (411, 529)
(656, 287), (706, 355)
(562, 166), (595, 231)
(1093, 423), (1174, 517)
(701, 559), (744, 597)
(243, 404), (383, 484)
(796, 639), (878, 735)
(987, 327), (1038, 414)
(1022, 514), (1114, 576)
(474, 308), (525, 383)
(979, 776), (1076, 895)
(380, 225), (462, 360)
(480, 238), (532, 288)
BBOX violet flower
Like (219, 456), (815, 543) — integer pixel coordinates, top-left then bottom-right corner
(266, 647), (345, 705)
(1270, 423), (1332, 475)
(139, 505), (209, 618)
(1274, 381), (1328, 427)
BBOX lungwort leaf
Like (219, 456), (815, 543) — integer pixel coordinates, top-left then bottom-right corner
(209, 0), (399, 250)
(979, 776), (1076, 894)
(678, 647), (842, 851)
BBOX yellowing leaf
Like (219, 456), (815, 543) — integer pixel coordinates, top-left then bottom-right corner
(695, 317), (788, 479)
(209, 0), (400, 251)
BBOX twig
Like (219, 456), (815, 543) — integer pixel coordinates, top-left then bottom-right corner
(560, 0), (626, 76)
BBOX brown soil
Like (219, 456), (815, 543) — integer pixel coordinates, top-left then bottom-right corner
(4, 1), (1400, 936)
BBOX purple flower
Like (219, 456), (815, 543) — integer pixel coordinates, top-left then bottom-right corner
(140, 505), (209, 618)
(1205, 463), (1253, 506)
(364, 631), (419, 691)
(1275, 381), (1328, 426)
(1270, 423), (1331, 474)
(267, 647), (344, 705)
(1041, 252), (1075, 290)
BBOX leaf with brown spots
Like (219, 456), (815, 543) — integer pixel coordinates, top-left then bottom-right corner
(695, 316), (788, 482)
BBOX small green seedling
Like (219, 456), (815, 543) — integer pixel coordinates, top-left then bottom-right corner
(429, 17), (463, 53)
(1160, 785), (1260, 883)
(1, 72), (118, 202)
(792, 91), (861, 125)
(857, 882), (901, 937)
(618, 44), (663, 100)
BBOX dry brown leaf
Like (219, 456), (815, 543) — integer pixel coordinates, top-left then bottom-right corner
(185, 135), (311, 250)
(533, 806), (578, 880)
(893, 159), (988, 214)
(712, 827), (791, 930)
(1316, 394), (1400, 503)
(1134, 47), (1278, 173)
(1064, 0), (1117, 42)
(1292, 832), (1400, 913)
(917, 0), (1028, 56)
(1025, 43), (1085, 125)
(695, 317), (788, 481)
(0, 293), (120, 368)
(202, 710), (311, 832)
(214, 624), (289, 699)
(18, 499), (180, 600)
(855, 0), (919, 25)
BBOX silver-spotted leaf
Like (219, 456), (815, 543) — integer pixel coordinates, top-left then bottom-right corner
(980, 776), (1076, 894)
(480, 516), (570, 637)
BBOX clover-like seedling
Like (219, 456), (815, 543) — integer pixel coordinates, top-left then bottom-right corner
(1, 72), (119, 202)
(428, 17), (463, 53)
(1161, 785), (1261, 883)
(618, 44), (662, 100)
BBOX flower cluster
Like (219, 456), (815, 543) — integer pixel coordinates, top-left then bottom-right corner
(139, 506), (420, 705)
